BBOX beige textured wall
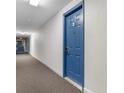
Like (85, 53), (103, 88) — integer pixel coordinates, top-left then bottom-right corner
(84, 0), (107, 93)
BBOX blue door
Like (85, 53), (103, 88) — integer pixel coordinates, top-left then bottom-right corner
(16, 41), (24, 53)
(64, 3), (84, 86)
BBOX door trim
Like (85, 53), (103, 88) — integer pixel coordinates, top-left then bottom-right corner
(63, 1), (84, 87)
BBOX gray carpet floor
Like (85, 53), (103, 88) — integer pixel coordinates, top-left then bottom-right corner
(16, 54), (82, 93)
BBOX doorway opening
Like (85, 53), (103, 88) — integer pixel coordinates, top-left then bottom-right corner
(16, 37), (30, 54)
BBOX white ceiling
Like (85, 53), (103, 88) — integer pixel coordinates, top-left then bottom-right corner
(16, 0), (72, 31)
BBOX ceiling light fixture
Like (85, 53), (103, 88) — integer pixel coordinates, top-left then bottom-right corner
(29, 0), (40, 7)
(24, 0), (40, 7)
(16, 32), (31, 36)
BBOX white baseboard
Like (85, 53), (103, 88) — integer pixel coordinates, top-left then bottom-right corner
(30, 54), (63, 77)
(84, 88), (94, 93)
(30, 53), (83, 91)
(65, 77), (82, 91)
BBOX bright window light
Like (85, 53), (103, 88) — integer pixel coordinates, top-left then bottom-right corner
(29, 0), (40, 7)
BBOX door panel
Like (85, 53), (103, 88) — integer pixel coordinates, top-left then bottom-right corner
(64, 4), (84, 86)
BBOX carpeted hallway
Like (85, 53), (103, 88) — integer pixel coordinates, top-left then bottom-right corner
(16, 54), (82, 93)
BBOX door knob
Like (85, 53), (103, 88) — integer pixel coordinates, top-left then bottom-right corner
(65, 47), (69, 54)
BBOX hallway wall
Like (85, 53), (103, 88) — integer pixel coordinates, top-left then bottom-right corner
(30, 0), (81, 77)
(30, 0), (107, 93)
(84, 0), (107, 93)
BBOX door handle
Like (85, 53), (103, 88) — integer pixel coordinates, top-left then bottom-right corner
(65, 47), (69, 54)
